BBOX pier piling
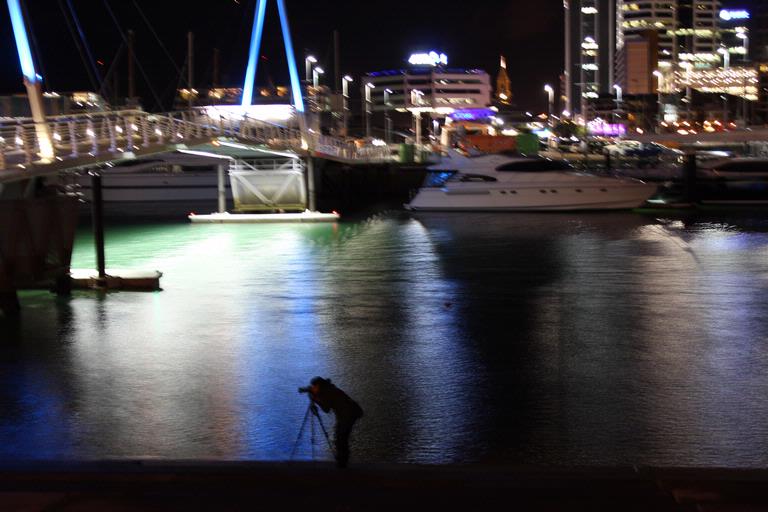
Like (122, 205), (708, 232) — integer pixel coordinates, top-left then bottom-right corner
(683, 153), (698, 203)
(0, 291), (21, 317)
(90, 173), (107, 283)
(217, 164), (226, 214)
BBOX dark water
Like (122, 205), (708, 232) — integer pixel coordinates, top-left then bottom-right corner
(2, 211), (768, 467)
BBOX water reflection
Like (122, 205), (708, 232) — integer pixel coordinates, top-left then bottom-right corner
(1, 213), (767, 466)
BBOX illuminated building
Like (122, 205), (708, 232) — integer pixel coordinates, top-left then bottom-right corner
(719, 8), (752, 66)
(0, 91), (107, 117)
(757, 63), (768, 123)
(749, 4), (767, 61)
(672, 0), (721, 64)
(618, 0), (677, 65)
(365, 57), (491, 113)
(563, 0), (616, 116)
(617, 0), (725, 68)
(174, 87), (290, 110)
(495, 56), (513, 105)
(754, 5), (768, 123)
(616, 30), (660, 94)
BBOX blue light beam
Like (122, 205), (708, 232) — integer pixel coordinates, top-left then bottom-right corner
(241, 0), (268, 107)
(275, 0), (305, 113)
(6, 0), (39, 83)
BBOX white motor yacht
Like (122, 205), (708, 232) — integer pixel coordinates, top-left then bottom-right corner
(406, 152), (658, 212)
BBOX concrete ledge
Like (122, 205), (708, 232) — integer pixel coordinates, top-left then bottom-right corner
(189, 211), (341, 224)
(0, 462), (767, 511)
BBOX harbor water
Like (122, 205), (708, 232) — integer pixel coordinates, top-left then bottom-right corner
(1, 211), (768, 467)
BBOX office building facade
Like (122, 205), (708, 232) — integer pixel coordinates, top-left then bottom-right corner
(564, 0), (616, 116)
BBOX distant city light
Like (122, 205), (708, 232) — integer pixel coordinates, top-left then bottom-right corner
(408, 51), (448, 67)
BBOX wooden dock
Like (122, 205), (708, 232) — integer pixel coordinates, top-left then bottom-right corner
(70, 269), (163, 291)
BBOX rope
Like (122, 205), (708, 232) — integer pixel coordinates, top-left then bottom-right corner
(58, 0), (99, 92)
(101, 0), (165, 110)
(130, 0), (184, 78)
(97, 43), (126, 104)
(65, 0), (103, 89)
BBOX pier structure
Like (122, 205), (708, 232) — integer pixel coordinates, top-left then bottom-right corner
(0, 0), (398, 316)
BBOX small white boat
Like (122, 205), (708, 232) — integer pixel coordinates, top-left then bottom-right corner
(406, 152), (658, 212)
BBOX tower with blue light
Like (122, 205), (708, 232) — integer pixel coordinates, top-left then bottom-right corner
(5, 0), (55, 160)
(241, 0), (304, 113)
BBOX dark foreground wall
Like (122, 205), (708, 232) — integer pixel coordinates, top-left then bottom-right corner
(313, 160), (429, 215)
(0, 462), (767, 511)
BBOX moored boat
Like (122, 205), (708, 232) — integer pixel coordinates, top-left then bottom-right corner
(406, 152), (658, 212)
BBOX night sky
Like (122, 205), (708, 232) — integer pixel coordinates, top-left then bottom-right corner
(0, 0), (760, 111)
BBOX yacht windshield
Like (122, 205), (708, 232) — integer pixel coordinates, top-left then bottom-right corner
(496, 160), (574, 172)
(422, 171), (457, 188)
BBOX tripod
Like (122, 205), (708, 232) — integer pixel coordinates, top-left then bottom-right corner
(290, 399), (335, 460)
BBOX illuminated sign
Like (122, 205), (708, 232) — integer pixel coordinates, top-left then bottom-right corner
(587, 119), (626, 137)
(449, 109), (495, 121)
(408, 51), (448, 67)
(719, 9), (750, 21)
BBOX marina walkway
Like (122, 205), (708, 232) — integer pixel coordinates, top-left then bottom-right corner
(0, 109), (392, 185)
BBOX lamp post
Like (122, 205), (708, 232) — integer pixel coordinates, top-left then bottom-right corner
(612, 84), (623, 125)
(653, 70), (663, 133)
(410, 89), (425, 153)
(737, 31), (750, 126)
(384, 88), (393, 143)
(313, 66), (324, 89)
(342, 75), (353, 137)
(364, 82), (374, 138)
(680, 62), (693, 121)
(721, 94), (729, 127)
(544, 84), (554, 127)
(305, 55), (317, 83)
(718, 47), (730, 70)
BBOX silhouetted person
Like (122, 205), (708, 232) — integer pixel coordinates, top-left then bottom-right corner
(307, 377), (363, 468)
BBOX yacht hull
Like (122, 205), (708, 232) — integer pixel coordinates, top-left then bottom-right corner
(407, 183), (658, 212)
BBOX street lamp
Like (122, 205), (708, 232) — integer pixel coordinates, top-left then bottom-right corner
(543, 84), (554, 127)
(384, 88), (393, 143)
(342, 75), (353, 137)
(736, 31), (750, 125)
(305, 55), (317, 83)
(736, 30), (750, 61)
(612, 84), (623, 125)
(313, 66), (324, 88)
(653, 71), (664, 132)
(717, 47), (730, 70)
(720, 94), (729, 127)
(680, 62), (693, 120)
